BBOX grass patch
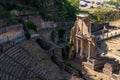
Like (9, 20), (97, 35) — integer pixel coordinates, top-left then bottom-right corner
(64, 61), (83, 74)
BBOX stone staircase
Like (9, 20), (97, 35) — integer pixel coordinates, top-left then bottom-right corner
(0, 52), (26, 80)
(0, 45), (54, 80)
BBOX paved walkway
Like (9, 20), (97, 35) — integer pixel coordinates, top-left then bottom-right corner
(96, 29), (120, 41)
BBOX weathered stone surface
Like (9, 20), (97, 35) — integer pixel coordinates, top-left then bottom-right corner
(69, 14), (97, 59)
(84, 57), (107, 70)
(0, 24), (24, 43)
(103, 60), (119, 77)
(112, 73), (120, 80)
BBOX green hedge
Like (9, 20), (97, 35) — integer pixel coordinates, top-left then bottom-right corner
(26, 20), (38, 32)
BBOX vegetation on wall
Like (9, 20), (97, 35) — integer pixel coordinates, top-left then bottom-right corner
(90, 10), (120, 23)
(107, 0), (120, 6)
(0, 0), (80, 21)
(57, 29), (66, 40)
(60, 0), (80, 19)
(25, 32), (31, 39)
(90, 10), (102, 23)
(67, 0), (79, 8)
(26, 20), (38, 32)
(8, 13), (18, 24)
(64, 62), (83, 75)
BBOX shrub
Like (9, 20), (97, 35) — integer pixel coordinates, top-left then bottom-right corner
(25, 32), (31, 39)
(26, 20), (38, 32)
(8, 13), (18, 24)
(64, 62), (83, 74)
(90, 10), (120, 23)
(57, 29), (66, 39)
(90, 6), (94, 8)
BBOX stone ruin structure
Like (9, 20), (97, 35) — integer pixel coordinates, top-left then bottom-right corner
(69, 14), (120, 80)
(0, 24), (24, 44)
(69, 14), (97, 60)
(103, 60), (119, 76)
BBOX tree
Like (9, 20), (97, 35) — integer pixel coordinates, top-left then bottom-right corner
(116, 0), (120, 5)
(107, 0), (120, 6)
(67, 0), (79, 8)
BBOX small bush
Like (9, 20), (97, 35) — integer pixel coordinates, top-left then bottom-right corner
(25, 32), (31, 39)
(26, 20), (38, 32)
(64, 62), (83, 74)
(57, 29), (66, 39)
(8, 13), (18, 24)
(90, 6), (94, 8)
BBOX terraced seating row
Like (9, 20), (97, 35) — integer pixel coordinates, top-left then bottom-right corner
(29, 66), (63, 80)
(4, 45), (32, 66)
(28, 64), (49, 80)
(0, 44), (67, 80)
(0, 53), (25, 80)
(0, 45), (33, 80)
(0, 69), (20, 80)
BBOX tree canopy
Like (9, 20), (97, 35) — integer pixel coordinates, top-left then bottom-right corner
(107, 0), (120, 6)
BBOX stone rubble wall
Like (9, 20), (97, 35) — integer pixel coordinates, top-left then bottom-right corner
(28, 16), (73, 30)
(0, 15), (73, 44)
(0, 19), (9, 27)
(0, 24), (25, 44)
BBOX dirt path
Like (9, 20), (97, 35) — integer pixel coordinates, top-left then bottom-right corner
(105, 37), (120, 63)
(110, 19), (120, 28)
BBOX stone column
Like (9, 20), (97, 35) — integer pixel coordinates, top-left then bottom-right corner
(81, 18), (83, 35)
(89, 23), (91, 36)
(76, 37), (78, 54)
(80, 39), (83, 57)
(87, 40), (91, 59)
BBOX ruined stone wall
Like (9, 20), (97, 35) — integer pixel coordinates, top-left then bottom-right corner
(28, 16), (72, 42)
(28, 16), (73, 29)
(29, 16), (56, 30)
(0, 24), (24, 44)
(0, 19), (8, 27)
(0, 15), (72, 44)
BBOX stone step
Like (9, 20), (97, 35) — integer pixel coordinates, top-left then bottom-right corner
(29, 65), (49, 80)
(5, 46), (18, 54)
(0, 56), (11, 70)
(5, 47), (23, 57)
(16, 52), (30, 66)
(27, 71), (35, 78)
(0, 69), (20, 80)
(0, 53), (25, 78)
(0, 53), (7, 62)
(12, 65), (23, 76)
(5, 47), (32, 66)
(0, 69), (2, 78)
(7, 49), (24, 58)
